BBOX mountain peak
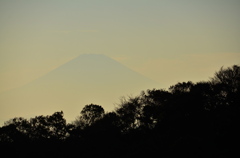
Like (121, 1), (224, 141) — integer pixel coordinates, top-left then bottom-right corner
(73, 53), (110, 61)
(0, 54), (158, 125)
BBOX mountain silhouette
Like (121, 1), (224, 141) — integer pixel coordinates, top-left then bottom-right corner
(0, 54), (158, 124)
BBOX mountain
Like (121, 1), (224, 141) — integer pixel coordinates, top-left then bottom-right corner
(0, 54), (158, 124)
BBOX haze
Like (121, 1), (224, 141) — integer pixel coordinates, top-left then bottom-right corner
(0, 54), (158, 124)
(0, 1), (240, 123)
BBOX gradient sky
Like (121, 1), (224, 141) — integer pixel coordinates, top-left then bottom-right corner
(1, 0), (240, 93)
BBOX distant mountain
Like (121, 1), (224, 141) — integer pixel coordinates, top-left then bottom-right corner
(0, 54), (158, 124)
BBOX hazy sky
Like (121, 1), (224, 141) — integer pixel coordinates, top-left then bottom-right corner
(1, 0), (240, 93)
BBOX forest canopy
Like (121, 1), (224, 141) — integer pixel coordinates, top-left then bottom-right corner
(0, 65), (239, 158)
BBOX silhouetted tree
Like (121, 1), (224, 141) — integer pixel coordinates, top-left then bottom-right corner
(0, 118), (29, 143)
(74, 104), (105, 128)
(208, 65), (240, 156)
(3, 117), (30, 138)
(28, 111), (67, 140)
(169, 81), (194, 93)
(211, 65), (240, 107)
(47, 111), (67, 140)
(211, 65), (240, 88)
(139, 89), (172, 129)
(115, 96), (143, 132)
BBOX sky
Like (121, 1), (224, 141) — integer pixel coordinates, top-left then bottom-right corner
(0, 0), (240, 93)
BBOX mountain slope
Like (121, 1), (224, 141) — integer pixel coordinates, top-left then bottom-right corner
(0, 54), (158, 124)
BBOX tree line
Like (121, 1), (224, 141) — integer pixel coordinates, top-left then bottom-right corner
(0, 65), (239, 158)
